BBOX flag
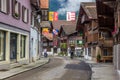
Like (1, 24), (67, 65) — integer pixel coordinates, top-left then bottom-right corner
(66, 12), (76, 21)
(52, 29), (59, 35)
(49, 12), (54, 21)
(54, 12), (58, 21)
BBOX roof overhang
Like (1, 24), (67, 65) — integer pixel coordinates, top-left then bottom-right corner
(30, 0), (41, 15)
(96, 0), (115, 31)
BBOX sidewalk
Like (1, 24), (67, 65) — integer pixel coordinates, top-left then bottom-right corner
(0, 57), (49, 80)
(85, 60), (117, 80)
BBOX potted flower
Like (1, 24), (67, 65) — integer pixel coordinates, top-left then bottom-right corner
(97, 54), (101, 62)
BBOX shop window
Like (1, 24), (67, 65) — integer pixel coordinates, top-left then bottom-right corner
(20, 35), (26, 58)
(22, 6), (29, 23)
(0, 31), (5, 61)
(0, 0), (9, 14)
(12, 0), (20, 19)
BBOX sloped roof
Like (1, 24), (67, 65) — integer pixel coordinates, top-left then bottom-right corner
(81, 2), (97, 19)
(40, 21), (51, 28)
(52, 20), (76, 30)
(62, 25), (76, 35)
(40, 0), (49, 9)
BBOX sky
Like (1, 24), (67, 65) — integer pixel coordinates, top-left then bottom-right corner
(49, 0), (95, 20)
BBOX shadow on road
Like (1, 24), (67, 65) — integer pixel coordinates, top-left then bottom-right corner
(64, 61), (92, 80)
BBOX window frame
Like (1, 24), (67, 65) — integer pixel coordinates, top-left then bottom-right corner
(12, 0), (20, 19)
(22, 6), (29, 23)
(41, 10), (48, 21)
(0, 0), (9, 14)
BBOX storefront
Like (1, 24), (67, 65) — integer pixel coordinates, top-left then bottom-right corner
(0, 23), (29, 70)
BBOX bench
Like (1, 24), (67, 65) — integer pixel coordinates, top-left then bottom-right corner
(101, 56), (113, 62)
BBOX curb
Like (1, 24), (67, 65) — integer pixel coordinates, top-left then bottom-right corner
(0, 58), (50, 80)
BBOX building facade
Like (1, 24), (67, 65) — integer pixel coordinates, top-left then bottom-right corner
(77, 2), (113, 62)
(0, 0), (31, 70)
(59, 24), (82, 56)
(113, 0), (120, 79)
(77, 2), (98, 60)
(52, 20), (76, 55)
(30, 0), (41, 62)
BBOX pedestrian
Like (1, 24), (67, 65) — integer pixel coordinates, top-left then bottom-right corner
(70, 50), (74, 59)
(44, 49), (48, 58)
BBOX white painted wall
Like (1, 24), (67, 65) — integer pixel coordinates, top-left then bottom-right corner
(84, 48), (92, 60)
(30, 27), (39, 62)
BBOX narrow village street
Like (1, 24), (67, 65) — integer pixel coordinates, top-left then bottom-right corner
(0, 0), (119, 80)
(5, 57), (92, 80)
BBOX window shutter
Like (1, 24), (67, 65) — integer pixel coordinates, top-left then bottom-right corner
(6, 0), (10, 14)
(22, 6), (25, 22)
(12, 0), (15, 16)
(27, 9), (29, 23)
(30, 12), (32, 25)
(0, 0), (1, 11)
(18, 2), (20, 18)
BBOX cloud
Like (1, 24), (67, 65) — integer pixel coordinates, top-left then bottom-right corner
(57, 0), (93, 15)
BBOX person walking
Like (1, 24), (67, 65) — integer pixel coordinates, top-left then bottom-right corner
(70, 50), (74, 59)
(44, 49), (48, 58)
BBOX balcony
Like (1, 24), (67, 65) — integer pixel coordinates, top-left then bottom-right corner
(99, 39), (113, 47)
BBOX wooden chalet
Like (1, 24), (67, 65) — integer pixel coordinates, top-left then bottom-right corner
(105, 0), (120, 79)
(96, 0), (115, 62)
(77, 2), (114, 62)
(40, 21), (53, 54)
(51, 20), (76, 54)
(59, 24), (83, 56)
(77, 2), (98, 60)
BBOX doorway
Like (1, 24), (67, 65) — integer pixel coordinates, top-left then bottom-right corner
(10, 33), (17, 63)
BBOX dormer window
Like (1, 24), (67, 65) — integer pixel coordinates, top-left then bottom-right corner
(12, 0), (20, 19)
(0, 0), (9, 14)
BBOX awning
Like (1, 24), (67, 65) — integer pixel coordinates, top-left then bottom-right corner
(42, 33), (53, 41)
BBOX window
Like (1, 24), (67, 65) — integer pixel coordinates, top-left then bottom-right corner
(31, 13), (34, 27)
(103, 49), (107, 56)
(41, 10), (48, 21)
(88, 48), (91, 56)
(12, 0), (20, 19)
(22, 6), (29, 23)
(20, 35), (26, 58)
(0, 31), (5, 61)
(0, 0), (9, 14)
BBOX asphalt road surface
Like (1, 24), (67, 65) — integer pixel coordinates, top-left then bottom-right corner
(5, 57), (92, 80)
